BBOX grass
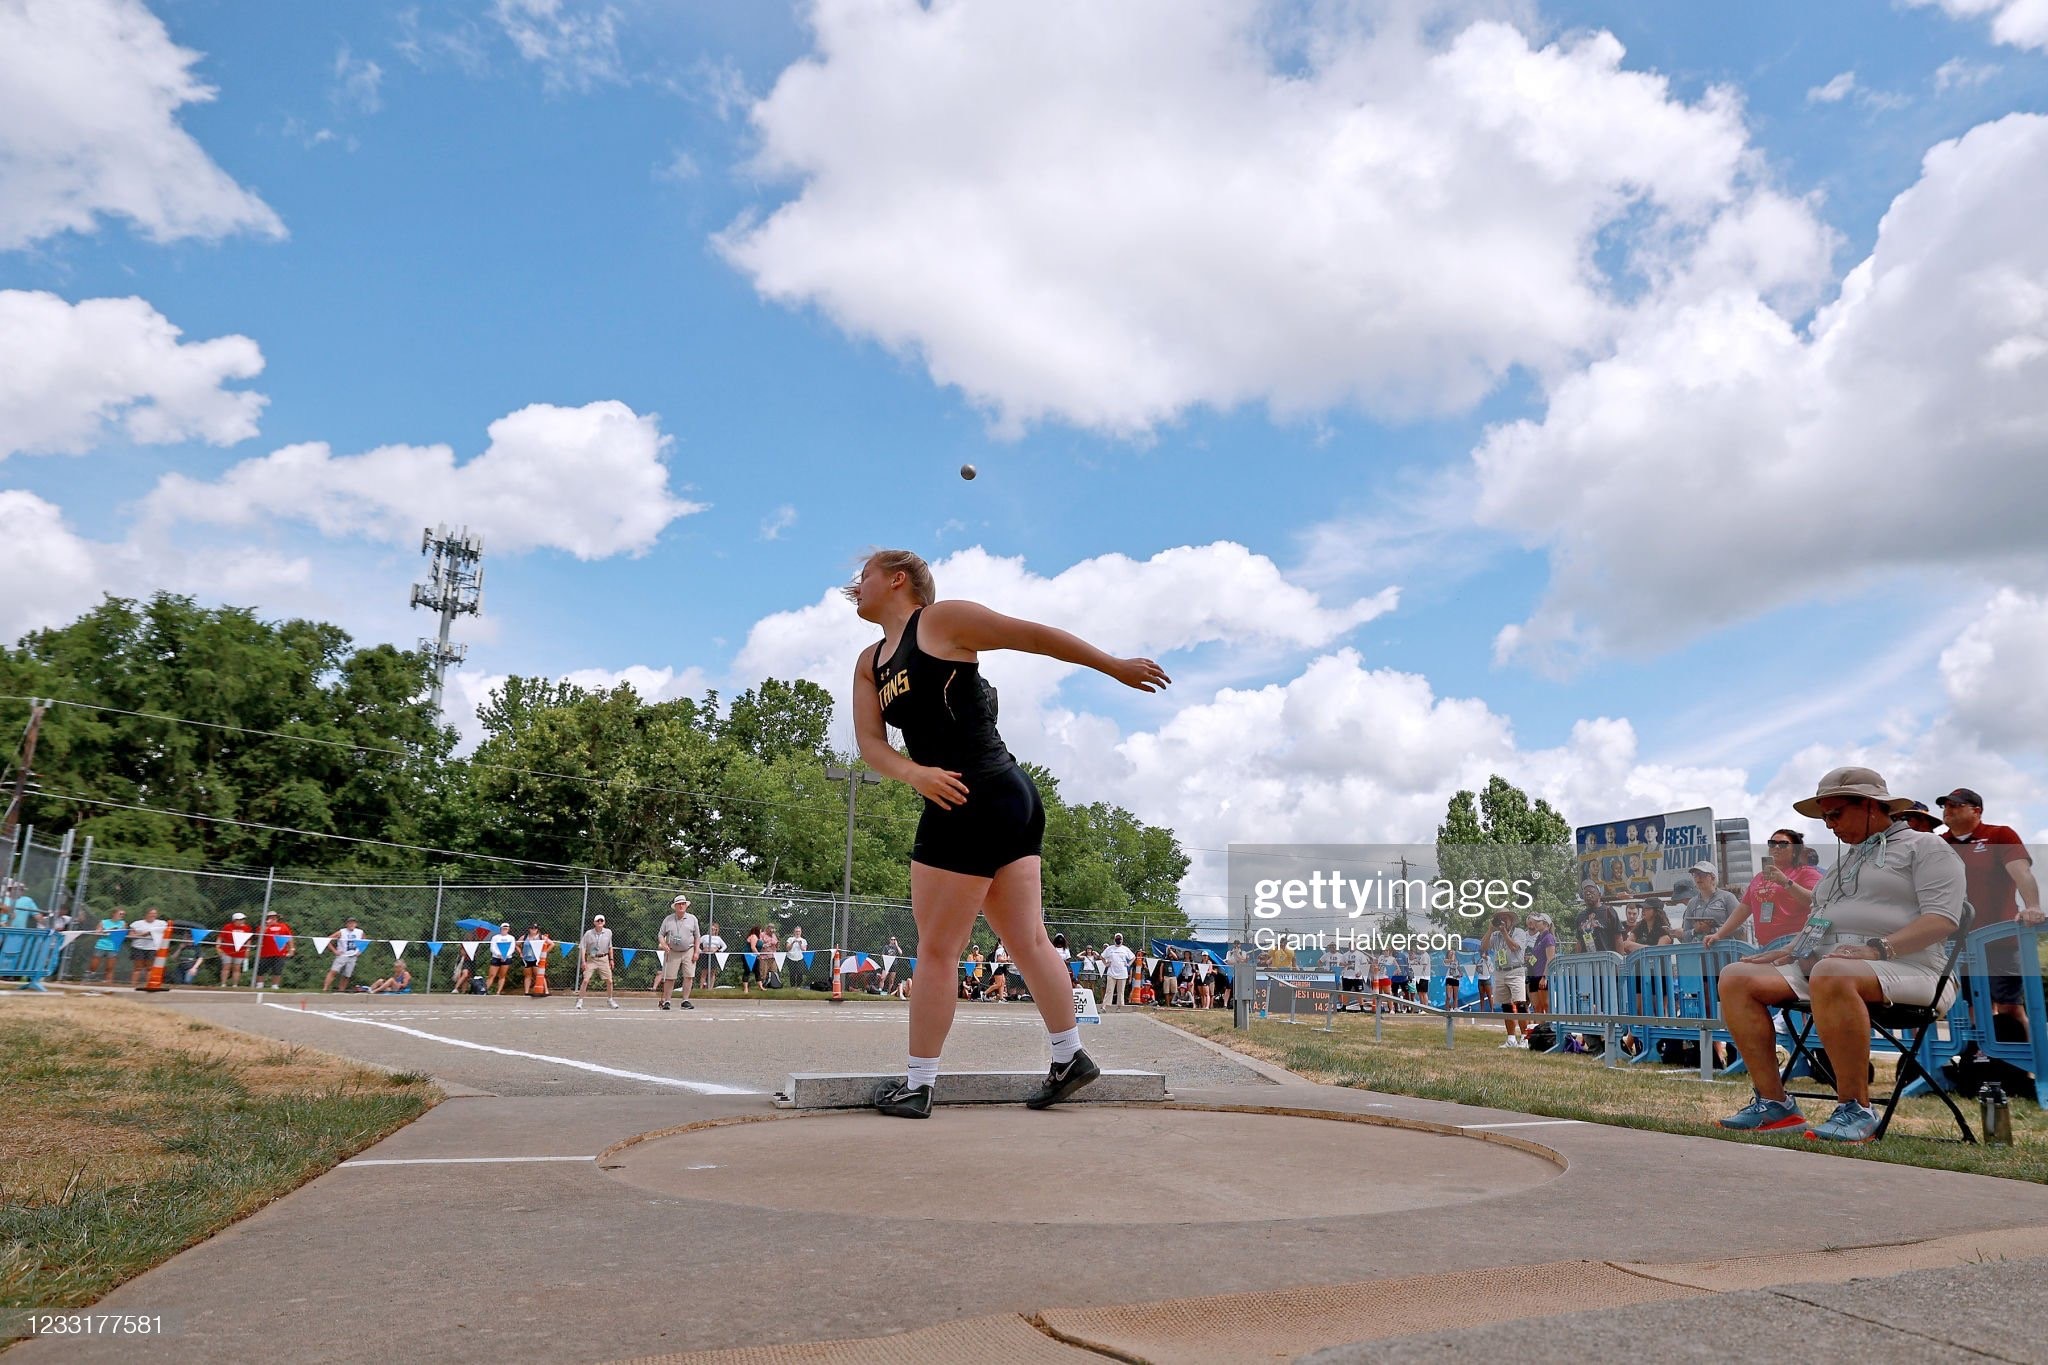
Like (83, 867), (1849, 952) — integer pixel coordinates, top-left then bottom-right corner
(1161, 1009), (2048, 1184)
(0, 998), (438, 1334)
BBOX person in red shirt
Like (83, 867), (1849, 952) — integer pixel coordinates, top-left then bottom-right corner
(1940, 787), (2042, 1038)
(216, 911), (251, 987)
(255, 911), (295, 991)
(1710, 829), (1823, 948)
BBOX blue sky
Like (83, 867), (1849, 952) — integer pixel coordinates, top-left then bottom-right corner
(5, 0), (2047, 909)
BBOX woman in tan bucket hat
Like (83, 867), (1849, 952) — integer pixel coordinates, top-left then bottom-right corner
(1713, 767), (1967, 1144)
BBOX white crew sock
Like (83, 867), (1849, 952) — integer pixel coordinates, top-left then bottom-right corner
(906, 1055), (941, 1089)
(1048, 1027), (1081, 1064)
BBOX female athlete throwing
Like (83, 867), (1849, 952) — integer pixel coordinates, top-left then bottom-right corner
(848, 550), (1170, 1117)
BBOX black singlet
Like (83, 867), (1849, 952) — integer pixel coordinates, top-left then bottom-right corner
(871, 609), (1014, 778)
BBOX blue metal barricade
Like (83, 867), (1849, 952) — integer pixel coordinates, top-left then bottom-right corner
(1542, 951), (1625, 1051)
(1629, 942), (1750, 1064)
(0, 926), (63, 990)
(1956, 921), (2048, 1103)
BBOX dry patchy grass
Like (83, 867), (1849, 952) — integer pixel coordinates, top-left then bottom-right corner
(0, 996), (438, 1325)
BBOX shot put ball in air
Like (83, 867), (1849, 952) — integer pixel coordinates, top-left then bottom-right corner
(960, 464), (977, 480)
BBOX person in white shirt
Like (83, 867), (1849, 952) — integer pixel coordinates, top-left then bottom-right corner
(576, 915), (618, 1010)
(487, 922), (519, 995)
(126, 907), (170, 986)
(698, 922), (726, 990)
(655, 895), (701, 1011)
(785, 925), (809, 989)
(988, 941), (1013, 1001)
(1101, 933), (1137, 1008)
(1485, 912), (1533, 1047)
(325, 917), (367, 992)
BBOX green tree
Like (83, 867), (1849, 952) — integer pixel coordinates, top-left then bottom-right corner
(0, 594), (453, 870)
(720, 679), (834, 761)
(1432, 775), (1575, 937)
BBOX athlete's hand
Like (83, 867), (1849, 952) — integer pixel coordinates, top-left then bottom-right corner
(1107, 657), (1171, 692)
(911, 766), (970, 809)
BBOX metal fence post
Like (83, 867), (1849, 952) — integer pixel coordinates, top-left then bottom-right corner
(71, 835), (93, 914)
(252, 867), (275, 991)
(578, 875), (590, 960)
(50, 828), (74, 912)
(425, 878), (444, 994)
(6, 822), (23, 885)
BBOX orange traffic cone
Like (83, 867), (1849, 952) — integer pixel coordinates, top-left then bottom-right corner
(140, 938), (171, 992)
(831, 950), (844, 1004)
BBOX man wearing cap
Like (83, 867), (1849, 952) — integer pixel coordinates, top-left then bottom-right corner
(1679, 863), (1740, 942)
(576, 914), (619, 1010)
(655, 895), (701, 1011)
(1938, 787), (2041, 1039)
(1717, 767), (1967, 1143)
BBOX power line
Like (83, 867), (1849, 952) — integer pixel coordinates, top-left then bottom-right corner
(0, 694), (1216, 861)
(32, 788), (1202, 916)
(0, 694), (841, 817)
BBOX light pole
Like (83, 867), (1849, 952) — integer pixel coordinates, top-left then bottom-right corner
(823, 762), (882, 952)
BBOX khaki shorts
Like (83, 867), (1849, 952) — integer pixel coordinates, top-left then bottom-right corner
(657, 948), (696, 981)
(1493, 973), (1528, 1005)
(582, 958), (614, 983)
(1774, 959), (1954, 1012)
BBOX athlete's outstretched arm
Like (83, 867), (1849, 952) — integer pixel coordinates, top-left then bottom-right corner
(851, 655), (970, 808)
(923, 601), (1171, 692)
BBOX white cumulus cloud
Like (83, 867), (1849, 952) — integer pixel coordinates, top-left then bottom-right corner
(1942, 588), (2048, 756)
(0, 0), (284, 249)
(1908, 0), (2048, 52)
(1476, 114), (2048, 665)
(0, 291), (266, 459)
(140, 399), (706, 559)
(720, 1), (1768, 435)
(733, 542), (1398, 739)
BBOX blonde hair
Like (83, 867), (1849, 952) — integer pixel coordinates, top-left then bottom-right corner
(842, 549), (935, 606)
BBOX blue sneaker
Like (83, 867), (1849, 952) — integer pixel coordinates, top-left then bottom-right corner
(1719, 1094), (1807, 1132)
(1808, 1100), (1880, 1143)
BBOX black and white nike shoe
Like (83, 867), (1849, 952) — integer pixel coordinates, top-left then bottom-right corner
(1025, 1050), (1101, 1109)
(873, 1078), (934, 1118)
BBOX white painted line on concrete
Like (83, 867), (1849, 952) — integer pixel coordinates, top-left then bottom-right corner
(1460, 1119), (1587, 1129)
(262, 1001), (759, 1094)
(342, 1156), (597, 1167)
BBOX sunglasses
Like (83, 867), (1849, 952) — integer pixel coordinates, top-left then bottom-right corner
(1767, 839), (1793, 847)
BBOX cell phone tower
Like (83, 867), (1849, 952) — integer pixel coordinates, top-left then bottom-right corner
(410, 525), (485, 719)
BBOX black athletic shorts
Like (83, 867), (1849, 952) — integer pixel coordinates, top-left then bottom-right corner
(912, 763), (1045, 878)
(1983, 941), (2026, 1005)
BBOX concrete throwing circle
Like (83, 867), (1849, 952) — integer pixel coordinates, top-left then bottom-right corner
(604, 1107), (1561, 1224)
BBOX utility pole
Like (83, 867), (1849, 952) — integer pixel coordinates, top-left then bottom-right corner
(0, 699), (47, 852)
(410, 525), (485, 719)
(822, 761), (882, 951)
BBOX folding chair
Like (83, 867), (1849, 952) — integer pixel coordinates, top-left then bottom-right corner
(1777, 904), (1975, 1142)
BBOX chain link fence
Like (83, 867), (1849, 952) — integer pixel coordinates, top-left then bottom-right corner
(21, 845), (1193, 994)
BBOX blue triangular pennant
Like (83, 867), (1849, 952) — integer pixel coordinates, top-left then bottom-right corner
(618, 947), (637, 970)
(743, 952), (757, 970)
(428, 940), (444, 955)
(190, 927), (212, 944)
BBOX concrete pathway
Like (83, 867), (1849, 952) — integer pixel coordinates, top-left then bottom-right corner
(16, 992), (2048, 1363)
